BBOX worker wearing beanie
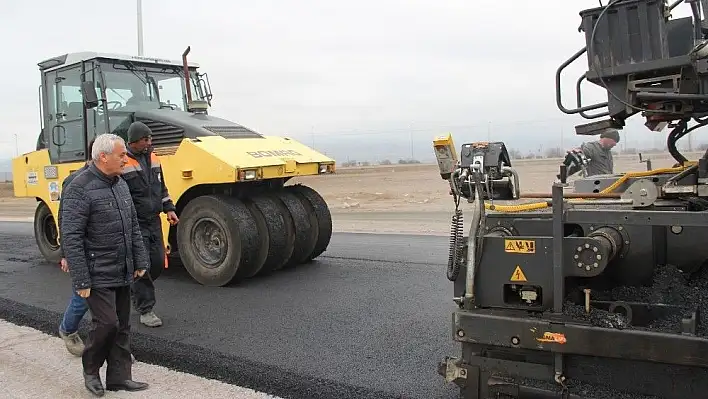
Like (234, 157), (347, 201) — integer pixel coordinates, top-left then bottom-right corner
(566, 128), (620, 177)
(123, 121), (179, 327)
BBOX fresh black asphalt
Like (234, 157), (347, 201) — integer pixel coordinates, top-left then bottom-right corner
(0, 221), (460, 399)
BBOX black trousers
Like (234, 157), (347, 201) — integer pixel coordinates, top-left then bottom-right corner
(131, 219), (164, 315)
(82, 285), (132, 382)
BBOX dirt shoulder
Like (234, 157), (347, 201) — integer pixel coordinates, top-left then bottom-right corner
(1, 152), (698, 235)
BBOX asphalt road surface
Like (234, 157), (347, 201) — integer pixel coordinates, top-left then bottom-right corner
(0, 221), (460, 399)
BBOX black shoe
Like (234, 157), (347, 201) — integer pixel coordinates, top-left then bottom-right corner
(83, 373), (105, 397)
(106, 380), (149, 392)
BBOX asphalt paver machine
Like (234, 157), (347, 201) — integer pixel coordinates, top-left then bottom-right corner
(435, 1), (708, 398)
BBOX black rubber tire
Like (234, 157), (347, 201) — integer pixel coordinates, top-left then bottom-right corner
(274, 190), (318, 268)
(243, 194), (295, 274)
(176, 195), (259, 286)
(239, 197), (270, 278)
(34, 201), (62, 264)
(286, 184), (332, 261)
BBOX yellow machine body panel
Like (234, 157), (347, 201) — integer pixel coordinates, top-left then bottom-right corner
(158, 135), (335, 201)
(12, 149), (84, 220)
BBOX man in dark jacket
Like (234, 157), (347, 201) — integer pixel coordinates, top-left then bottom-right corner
(57, 139), (94, 356)
(123, 121), (179, 327)
(60, 133), (150, 396)
(57, 139), (139, 362)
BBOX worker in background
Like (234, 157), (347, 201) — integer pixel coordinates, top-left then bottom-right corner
(59, 133), (149, 396)
(126, 81), (151, 105)
(123, 121), (179, 328)
(566, 128), (620, 176)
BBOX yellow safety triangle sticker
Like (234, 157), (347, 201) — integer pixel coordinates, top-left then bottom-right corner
(510, 265), (527, 282)
(505, 239), (535, 254)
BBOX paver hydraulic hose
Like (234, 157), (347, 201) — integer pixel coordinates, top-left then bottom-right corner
(483, 165), (689, 213)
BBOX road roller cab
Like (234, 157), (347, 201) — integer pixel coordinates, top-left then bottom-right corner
(11, 47), (335, 287)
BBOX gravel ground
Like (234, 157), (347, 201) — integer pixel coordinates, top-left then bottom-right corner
(563, 263), (708, 335)
(563, 301), (631, 329)
(553, 263), (708, 399)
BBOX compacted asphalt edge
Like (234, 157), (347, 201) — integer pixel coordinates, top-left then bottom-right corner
(0, 296), (401, 399)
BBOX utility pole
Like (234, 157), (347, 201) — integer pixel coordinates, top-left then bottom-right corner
(137, 0), (144, 56)
(14, 134), (18, 157)
(409, 123), (414, 160)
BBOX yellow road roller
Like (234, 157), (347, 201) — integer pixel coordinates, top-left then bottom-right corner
(11, 46), (335, 286)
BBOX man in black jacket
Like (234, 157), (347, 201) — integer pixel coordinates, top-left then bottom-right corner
(123, 121), (179, 328)
(57, 139), (93, 356)
(60, 133), (150, 396)
(57, 139), (138, 362)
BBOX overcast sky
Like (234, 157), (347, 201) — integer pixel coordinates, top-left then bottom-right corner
(0, 1), (698, 160)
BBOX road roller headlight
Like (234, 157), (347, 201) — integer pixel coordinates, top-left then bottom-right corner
(239, 169), (258, 180)
(319, 163), (334, 174)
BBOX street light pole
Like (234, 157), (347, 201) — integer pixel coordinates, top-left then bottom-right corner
(137, 0), (144, 56)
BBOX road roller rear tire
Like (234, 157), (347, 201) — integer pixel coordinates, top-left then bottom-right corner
(274, 190), (319, 268)
(34, 201), (62, 264)
(244, 194), (295, 274)
(176, 195), (258, 286)
(239, 197), (270, 278)
(286, 184), (332, 261)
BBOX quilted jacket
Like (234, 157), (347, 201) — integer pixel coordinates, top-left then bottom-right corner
(59, 164), (149, 290)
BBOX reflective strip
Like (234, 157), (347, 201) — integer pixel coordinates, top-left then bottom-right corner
(151, 163), (161, 169)
(124, 158), (142, 172)
(162, 196), (172, 203)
